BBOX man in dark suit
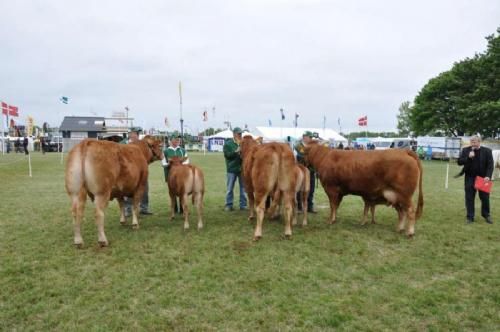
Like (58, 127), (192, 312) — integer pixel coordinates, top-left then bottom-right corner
(457, 136), (494, 224)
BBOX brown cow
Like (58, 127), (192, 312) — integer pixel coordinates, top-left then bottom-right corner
(267, 164), (310, 227)
(240, 136), (297, 240)
(65, 136), (163, 247)
(304, 142), (423, 237)
(166, 156), (205, 230)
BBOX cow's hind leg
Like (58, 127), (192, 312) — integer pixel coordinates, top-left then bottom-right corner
(247, 191), (255, 221)
(361, 201), (369, 225)
(405, 204), (416, 238)
(117, 198), (126, 225)
(326, 190), (341, 224)
(253, 192), (267, 241)
(169, 191), (176, 221)
(370, 205), (376, 224)
(396, 207), (407, 234)
(182, 194), (189, 230)
(71, 188), (87, 248)
(301, 190), (308, 226)
(94, 194), (109, 247)
(283, 191), (294, 238)
(195, 192), (204, 230)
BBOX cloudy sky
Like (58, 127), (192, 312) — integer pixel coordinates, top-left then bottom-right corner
(1, 0), (499, 134)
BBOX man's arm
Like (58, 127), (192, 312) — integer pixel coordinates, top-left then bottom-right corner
(485, 148), (494, 179)
(457, 147), (470, 166)
(223, 141), (238, 160)
(182, 150), (190, 164)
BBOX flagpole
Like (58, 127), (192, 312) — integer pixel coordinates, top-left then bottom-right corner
(1, 109), (4, 155)
(280, 108), (284, 140)
(179, 81), (184, 149)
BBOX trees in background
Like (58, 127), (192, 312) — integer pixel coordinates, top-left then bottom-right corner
(408, 27), (500, 138)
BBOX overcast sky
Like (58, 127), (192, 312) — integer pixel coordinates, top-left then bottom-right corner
(1, 0), (499, 134)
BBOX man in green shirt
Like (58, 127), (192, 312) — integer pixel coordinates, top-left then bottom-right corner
(294, 131), (317, 213)
(223, 127), (247, 211)
(162, 133), (189, 214)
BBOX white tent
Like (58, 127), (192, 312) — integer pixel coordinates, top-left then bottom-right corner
(205, 129), (233, 152)
(255, 127), (347, 143)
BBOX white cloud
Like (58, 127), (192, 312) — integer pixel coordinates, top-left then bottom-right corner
(0, 0), (498, 133)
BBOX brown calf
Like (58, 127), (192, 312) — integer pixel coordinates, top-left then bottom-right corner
(166, 157), (205, 230)
(65, 136), (163, 247)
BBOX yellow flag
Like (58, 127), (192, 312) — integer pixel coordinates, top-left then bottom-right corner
(27, 116), (34, 136)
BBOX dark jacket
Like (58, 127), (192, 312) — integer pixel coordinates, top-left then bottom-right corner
(223, 138), (242, 173)
(457, 146), (494, 178)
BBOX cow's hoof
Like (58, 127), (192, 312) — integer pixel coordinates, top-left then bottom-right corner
(197, 224), (203, 230)
(407, 233), (414, 239)
(132, 224), (139, 230)
(301, 223), (307, 227)
(327, 221), (336, 225)
(283, 234), (292, 240)
(399, 229), (405, 234)
(74, 242), (84, 249)
(371, 221), (377, 224)
(184, 225), (189, 231)
(98, 241), (108, 247)
(253, 236), (261, 242)
(120, 221), (127, 226)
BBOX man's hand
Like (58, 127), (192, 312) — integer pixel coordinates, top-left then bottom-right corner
(484, 177), (490, 182)
(235, 147), (240, 153)
(469, 150), (475, 158)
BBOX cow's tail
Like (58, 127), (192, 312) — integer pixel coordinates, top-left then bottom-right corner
(407, 150), (424, 219)
(80, 140), (90, 191)
(191, 166), (197, 205)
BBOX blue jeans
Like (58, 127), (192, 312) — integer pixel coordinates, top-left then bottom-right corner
(225, 172), (247, 209)
(125, 180), (149, 213)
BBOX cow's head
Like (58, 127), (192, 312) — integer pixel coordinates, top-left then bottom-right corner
(240, 136), (262, 159)
(168, 156), (188, 168)
(303, 140), (326, 167)
(142, 135), (164, 162)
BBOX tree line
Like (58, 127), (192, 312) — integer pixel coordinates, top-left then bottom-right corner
(398, 27), (500, 138)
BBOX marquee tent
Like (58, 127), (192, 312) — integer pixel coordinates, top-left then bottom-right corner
(255, 127), (347, 143)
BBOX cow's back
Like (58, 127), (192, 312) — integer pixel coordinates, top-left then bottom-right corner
(65, 140), (148, 198)
(318, 149), (420, 198)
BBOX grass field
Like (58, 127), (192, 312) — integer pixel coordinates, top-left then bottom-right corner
(1, 151), (499, 331)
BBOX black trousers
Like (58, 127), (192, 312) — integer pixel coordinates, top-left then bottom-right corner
(297, 169), (316, 211)
(464, 176), (490, 220)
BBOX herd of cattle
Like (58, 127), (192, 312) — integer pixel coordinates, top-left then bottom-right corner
(64, 135), (427, 247)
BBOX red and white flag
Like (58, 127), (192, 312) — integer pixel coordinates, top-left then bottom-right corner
(8, 105), (18, 117)
(358, 115), (367, 126)
(1, 102), (8, 115)
(1, 102), (19, 117)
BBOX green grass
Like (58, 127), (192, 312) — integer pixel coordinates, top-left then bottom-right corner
(1, 151), (499, 331)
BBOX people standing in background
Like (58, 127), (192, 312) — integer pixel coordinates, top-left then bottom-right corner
(425, 145), (432, 160)
(417, 146), (424, 159)
(223, 127), (247, 211)
(457, 135), (494, 224)
(122, 127), (153, 216)
(23, 136), (29, 155)
(294, 131), (317, 213)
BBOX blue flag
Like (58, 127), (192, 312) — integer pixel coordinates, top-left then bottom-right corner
(268, 119), (272, 127)
(60, 96), (69, 104)
(280, 108), (285, 120)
